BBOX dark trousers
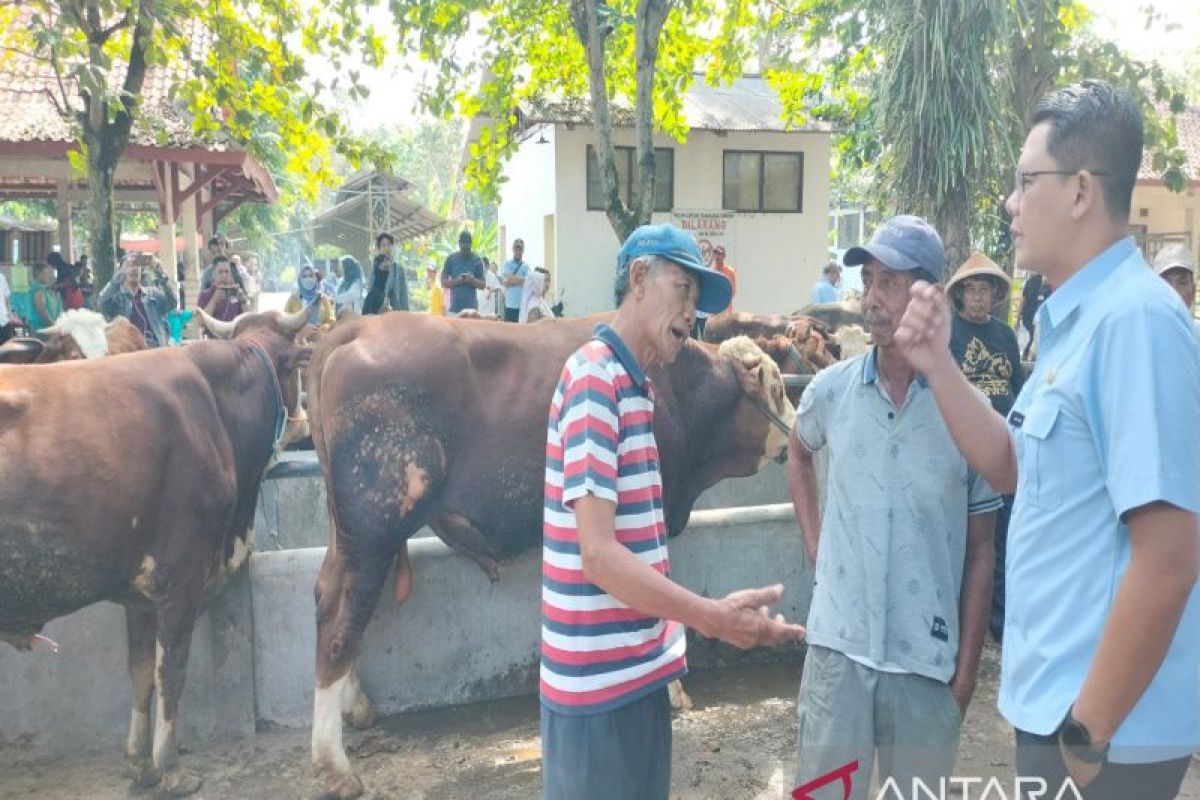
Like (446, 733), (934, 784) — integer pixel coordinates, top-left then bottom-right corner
(1015, 729), (1190, 800)
(505, 306), (520, 322)
(0, 322), (15, 344)
(541, 688), (672, 800)
(989, 494), (1014, 643)
(691, 317), (707, 339)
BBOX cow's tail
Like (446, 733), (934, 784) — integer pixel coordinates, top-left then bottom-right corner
(308, 334), (412, 605)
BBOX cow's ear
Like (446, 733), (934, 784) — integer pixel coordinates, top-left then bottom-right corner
(735, 354), (763, 394)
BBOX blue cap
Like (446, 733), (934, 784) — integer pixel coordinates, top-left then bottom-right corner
(843, 215), (945, 283)
(617, 224), (733, 314)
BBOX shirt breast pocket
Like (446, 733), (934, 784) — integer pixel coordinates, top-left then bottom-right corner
(1017, 401), (1063, 511)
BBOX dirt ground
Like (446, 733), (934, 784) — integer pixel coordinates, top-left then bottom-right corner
(3, 643), (1199, 799)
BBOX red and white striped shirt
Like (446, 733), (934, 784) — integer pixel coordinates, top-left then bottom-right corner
(540, 324), (687, 714)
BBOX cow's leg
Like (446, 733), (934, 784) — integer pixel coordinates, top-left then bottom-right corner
(124, 604), (158, 788)
(150, 595), (203, 797)
(668, 679), (694, 711)
(312, 539), (401, 799)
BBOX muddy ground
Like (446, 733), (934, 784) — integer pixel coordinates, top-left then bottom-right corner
(3, 643), (1199, 799)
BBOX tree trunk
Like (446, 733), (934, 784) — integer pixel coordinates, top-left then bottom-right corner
(938, 185), (972, 281)
(86, 133), (121, 287)
(570, 0), (637, 242)
(629, 0), (670, 230)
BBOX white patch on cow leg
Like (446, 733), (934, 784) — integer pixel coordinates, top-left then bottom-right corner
(151, 641), (202, 796)
(340, 668), (376, 730)
(132, 556), (157, 599)
(668, 679), (693, 711)
(313, 672), (363, 798)
(152, 642), (175, 773)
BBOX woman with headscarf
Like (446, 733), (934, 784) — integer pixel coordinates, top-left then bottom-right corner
(518, 267), (553, 323)
(284, 262), (335, 333)
(334, 255), (365, 315)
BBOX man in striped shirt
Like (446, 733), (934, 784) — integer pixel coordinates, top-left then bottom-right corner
(540, 224), (806, 800)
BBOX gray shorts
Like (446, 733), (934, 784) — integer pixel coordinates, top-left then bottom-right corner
(541, 688), (671, 800)
(795, 645), (962, 800)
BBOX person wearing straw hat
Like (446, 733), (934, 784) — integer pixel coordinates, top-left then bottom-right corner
(1153, 244), (1199, 338)
(947, 253), (1025, 646)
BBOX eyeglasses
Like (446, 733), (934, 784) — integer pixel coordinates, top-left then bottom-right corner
(1013, 168), (1109, 196)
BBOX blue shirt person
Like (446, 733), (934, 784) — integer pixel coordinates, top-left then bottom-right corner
(441, 230), (485, 314)
(500, 238), (530, 322)
(810, 261), (842, 304)
(894, 81), (1200, 799)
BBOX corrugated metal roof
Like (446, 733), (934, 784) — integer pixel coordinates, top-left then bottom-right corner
(521, 75), (833, 133)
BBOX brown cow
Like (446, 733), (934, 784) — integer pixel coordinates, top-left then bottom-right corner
(0, 307), (309, 795)
(0, 309), (146, 364)
(305, 313), (795, 798)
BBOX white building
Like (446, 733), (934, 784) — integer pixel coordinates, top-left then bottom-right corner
(472, 76), (833, 317)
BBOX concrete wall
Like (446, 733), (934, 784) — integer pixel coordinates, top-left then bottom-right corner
(497, 126), (559, 276)
(255, 457), (791, 551)
(0, 568), (256, 757)
(252, 503), (809, 728)
(1131, 182), (1200, 262)
(0, 498), (809, 756)
(546, 126), (832, 318)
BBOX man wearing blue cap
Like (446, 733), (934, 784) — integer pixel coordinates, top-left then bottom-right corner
(539, 223), (806, 800)
(787, 215), (1000, 799)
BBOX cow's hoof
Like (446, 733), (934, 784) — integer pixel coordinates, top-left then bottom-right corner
(157, 768), (202, 797)
(343, 704), (377, 730)
(316, 770), (364, 800)
(127, 757), (160, 789)
(668, 680), (693, 711)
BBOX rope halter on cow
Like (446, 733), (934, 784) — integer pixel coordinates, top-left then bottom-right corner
(244, 340), (289, 467)
(725, 358), (794, 438)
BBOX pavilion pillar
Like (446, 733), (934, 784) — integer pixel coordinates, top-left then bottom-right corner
(179, 165), (201, 314)
(157, 163), (179, 307)
(55, 180), (73, 262)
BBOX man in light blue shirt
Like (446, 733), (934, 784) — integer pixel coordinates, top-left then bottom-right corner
(500, 238), (529, 322)
(809, 261), (841, 304)
(896, 80), (1200, 799)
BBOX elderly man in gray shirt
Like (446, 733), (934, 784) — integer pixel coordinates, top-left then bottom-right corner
(787, 215), (1000, 800)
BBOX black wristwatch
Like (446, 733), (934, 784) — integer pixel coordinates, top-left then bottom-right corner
(1058, 706), (1109, 765)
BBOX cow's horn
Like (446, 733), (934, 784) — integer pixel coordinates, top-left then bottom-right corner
(196, 307), (238, 339)
(279, 303), (313, 337)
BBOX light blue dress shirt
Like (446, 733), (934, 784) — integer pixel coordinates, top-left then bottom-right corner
(501, 258), (529, 310)
(1000, 237), (1200, 763)
(810, 278), (840, 304)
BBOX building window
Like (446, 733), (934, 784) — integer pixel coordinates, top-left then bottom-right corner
(722, 150), (803, 213)
(586, 145), (673, 212)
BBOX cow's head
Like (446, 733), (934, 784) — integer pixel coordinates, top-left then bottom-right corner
(718, 335), (797, 470)
(197, 305), (314, 448)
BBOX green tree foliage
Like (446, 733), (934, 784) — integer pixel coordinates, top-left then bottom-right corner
(3, 0), (394, 285)
(765, 0), (1190, 268)
(389, 0), (756, 242)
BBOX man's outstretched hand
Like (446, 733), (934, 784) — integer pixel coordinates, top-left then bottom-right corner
(706, 584), (806, 649)
(894, 281), (954, 376)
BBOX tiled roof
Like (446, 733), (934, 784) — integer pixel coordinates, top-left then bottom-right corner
(1139, 104), (1200, 183)
(0, 9), (224, 150)
(520, 75), (834, 134)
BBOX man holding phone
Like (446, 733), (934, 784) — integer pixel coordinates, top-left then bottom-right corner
(441, 230), (485, 314)
(197, 256), (248, 323)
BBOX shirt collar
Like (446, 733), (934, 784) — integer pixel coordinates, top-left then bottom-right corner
(1039, 236), (1136, 331)
(592, 323), (649, 388)
(862, 346), (928, 388)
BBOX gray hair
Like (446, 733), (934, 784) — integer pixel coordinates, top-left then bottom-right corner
(614, 254), (670, 307)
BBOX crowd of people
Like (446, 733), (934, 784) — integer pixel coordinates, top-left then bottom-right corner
(540, 79), (1200, 800)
